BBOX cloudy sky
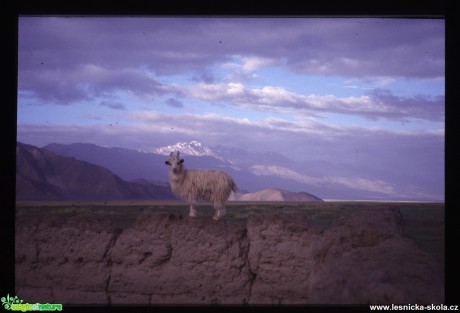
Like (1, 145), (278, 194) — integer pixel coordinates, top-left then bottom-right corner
(17, 17), (445, 200)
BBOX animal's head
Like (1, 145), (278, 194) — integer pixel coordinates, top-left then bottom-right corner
(165, 151), (184, 174)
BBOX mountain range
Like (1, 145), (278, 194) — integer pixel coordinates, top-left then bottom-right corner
(44, 141), (340, 199)
(38, 140), (440, 201)
(16, 142), (326, 202)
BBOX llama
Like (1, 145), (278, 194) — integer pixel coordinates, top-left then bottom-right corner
(165, 151), (237, 220)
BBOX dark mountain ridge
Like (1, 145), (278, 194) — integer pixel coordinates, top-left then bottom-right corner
(16, 142), (175, 201)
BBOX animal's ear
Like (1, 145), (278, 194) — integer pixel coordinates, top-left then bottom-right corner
(170, 152), (174, 157)
(176, 151), (180, 158)
(180, 159), (184, 164)
(165, 161), (171, 165)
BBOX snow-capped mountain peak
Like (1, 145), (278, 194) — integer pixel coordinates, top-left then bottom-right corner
(152, 141), (226, 161)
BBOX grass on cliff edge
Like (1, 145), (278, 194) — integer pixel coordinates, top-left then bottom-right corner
(16, 200), (444, 264)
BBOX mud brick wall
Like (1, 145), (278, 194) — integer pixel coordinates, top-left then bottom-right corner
(15, 209), (444, 304)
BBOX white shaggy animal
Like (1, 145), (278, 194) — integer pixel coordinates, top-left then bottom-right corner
(165, 151), (238, 221)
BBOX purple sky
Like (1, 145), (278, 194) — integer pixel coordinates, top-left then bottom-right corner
(17, 17), (445, 201)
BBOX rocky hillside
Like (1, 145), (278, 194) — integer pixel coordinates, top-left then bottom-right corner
(16, 142), (175, 200)
(15, 208), (443, 304)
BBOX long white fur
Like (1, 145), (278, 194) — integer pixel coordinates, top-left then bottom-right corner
(165, 151), (237, 220)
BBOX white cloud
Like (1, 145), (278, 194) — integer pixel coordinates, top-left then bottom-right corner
(226, 82), (245, 95)
(240, 56), (277, 72)
(180, 81), (443, 122)
(222, 55), (277, 73)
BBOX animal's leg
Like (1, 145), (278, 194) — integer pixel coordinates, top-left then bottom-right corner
(220, 205), (226, 218)
(189, 202), (197, 218)
(212, 204), (226, 221)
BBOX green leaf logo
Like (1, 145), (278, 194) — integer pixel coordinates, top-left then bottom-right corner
(1, 294), (23, 310)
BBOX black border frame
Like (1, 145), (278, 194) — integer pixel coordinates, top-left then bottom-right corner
(4, 1), (457, 312)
